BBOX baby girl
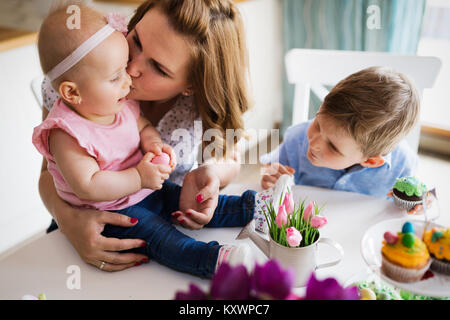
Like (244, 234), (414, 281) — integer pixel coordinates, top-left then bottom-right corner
(33, 4), (262, 278)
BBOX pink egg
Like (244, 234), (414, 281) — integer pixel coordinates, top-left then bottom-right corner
(383, 231), (399, 245)
(151, 153), (171, 165)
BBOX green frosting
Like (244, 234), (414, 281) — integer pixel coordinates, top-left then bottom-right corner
(393, 176), (427, 197)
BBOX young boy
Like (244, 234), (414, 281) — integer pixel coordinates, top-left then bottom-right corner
(260, 66), (420, 200)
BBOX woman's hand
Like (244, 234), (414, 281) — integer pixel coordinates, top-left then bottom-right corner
(261, 162), (295, 190)
(56, 203), (149, 272)
(173, 165), (220, 229)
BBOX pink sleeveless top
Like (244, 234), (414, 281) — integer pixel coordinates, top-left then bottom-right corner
(33, 98), (153, 210)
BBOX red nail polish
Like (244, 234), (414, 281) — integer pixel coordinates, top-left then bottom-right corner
(141, 242), (146, 247)
(130, 218), (138, 224)
(134, 262), (141, 267)
(179, 219), (185, 223)
(196, 194), (203, 203)
(186, 211), (192, 216)
(141, 258), (149, 263)
(172, 212), (180, 217)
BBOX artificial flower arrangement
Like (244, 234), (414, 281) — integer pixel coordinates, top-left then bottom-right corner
(174, 259), (358, 300)
(263, 190), (327, 248)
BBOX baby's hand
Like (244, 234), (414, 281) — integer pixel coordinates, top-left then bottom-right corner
(136, 152), (172, 190)
(145, 141), (177, 172)
(261, 162), (295, 190)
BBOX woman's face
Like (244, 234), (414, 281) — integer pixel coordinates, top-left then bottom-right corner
(125, 7), (193, 102)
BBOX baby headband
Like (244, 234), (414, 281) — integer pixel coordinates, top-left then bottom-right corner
(46, 13), (128, 81)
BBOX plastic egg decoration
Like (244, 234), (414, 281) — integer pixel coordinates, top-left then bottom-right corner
(151, 153), (171, 166)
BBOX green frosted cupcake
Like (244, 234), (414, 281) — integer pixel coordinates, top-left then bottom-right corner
(392, 176), (427, 211)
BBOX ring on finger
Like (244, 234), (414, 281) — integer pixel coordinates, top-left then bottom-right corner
(99, 261), (106, 270)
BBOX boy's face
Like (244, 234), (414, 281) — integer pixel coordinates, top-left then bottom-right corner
(306, 112), (368, 170)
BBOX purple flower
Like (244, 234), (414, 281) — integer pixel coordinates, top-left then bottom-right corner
(304, 273), (359, 300)
(251, 260), (295, 300)
(210, 263), (251, 300)
(174, 283), (207, 300)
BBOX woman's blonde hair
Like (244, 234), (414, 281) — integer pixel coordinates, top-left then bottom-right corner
(320, 66), (420, 157)
(128, 0), (251, 158)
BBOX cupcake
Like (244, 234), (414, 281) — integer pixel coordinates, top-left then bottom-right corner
(423, 227), (450, 275)
(392, 176), (427, 211)
(381, 222), (431, 282)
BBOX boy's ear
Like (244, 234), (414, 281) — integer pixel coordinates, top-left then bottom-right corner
(59, 81), (82, 104)
(360, 155), (385, 168)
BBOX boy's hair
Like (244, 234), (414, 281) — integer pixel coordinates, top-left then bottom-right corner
(37, 1), (106, 88)
(319, 66), (420, 157)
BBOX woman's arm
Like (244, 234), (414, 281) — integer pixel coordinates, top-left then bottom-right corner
(38, 108), (148, 271)
(174, 147), (242, 229)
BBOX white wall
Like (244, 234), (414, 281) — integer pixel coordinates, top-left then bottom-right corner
(238, 0), (283, 150)
(0, 43), (52, 255)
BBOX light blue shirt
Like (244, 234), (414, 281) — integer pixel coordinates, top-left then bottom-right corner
(260, 121), (418, 198)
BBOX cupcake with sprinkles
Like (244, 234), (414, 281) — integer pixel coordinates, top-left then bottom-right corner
(423, 227), (450, 275)
(392, 176), (427, 212)
(381, 222), (431, 282)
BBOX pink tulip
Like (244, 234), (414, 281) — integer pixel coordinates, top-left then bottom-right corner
(303, 201), (315, 222)
(275, 205), (288, 228)
(283, 192), (295, 215)
(310, 215), (327, 229)
(286, 227), (302, 247)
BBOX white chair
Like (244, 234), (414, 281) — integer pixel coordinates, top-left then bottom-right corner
(285, 49), (442, 152)
(31, 74), (44, 110)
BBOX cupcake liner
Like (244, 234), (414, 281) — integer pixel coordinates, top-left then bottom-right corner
(430, 257), (450, 276)
(392, 193), (423, 212)
(381, 255), (431, 283)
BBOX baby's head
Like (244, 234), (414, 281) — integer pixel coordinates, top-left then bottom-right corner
(307, 66), (420, 170)
(38, 1), (131, 119)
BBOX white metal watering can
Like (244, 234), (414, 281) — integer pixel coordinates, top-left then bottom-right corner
(237, 220), (344, 287)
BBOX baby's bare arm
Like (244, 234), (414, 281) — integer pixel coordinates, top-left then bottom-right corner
(49, 129), (142, 202)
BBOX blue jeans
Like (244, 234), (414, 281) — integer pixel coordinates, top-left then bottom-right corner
(102, 181), (256, 278)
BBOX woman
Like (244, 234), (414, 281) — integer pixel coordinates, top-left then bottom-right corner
(38, 0), (251, 271)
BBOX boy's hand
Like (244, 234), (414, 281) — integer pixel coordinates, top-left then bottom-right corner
(136, 152), (172, 190)
(387, 189), (434, 215)
(261, 162), (295, 190)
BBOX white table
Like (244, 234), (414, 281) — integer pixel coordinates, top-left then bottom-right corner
(0, 184), (447, 299)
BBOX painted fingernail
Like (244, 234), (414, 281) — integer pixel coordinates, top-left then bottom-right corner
(186, 211), (192, 216)
(141, 258), (149, 263)
(141, 242), (146, 247)
(172, 212), (181, 217)
(179, 219), (185, 224)
(134, 262), (142, 267)
(130, 218), (138, 224)
(196, 194), (203, 203)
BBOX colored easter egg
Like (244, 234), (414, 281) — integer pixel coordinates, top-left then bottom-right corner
(151, 153), (170, 165)
(432, 231), (443, 243)
(377, 292), (390, 300)
(359, 288), (376, 300)
(384, 231), (399, 245)
(402, 222), (414, 234)
(402, 233), (415, 248)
